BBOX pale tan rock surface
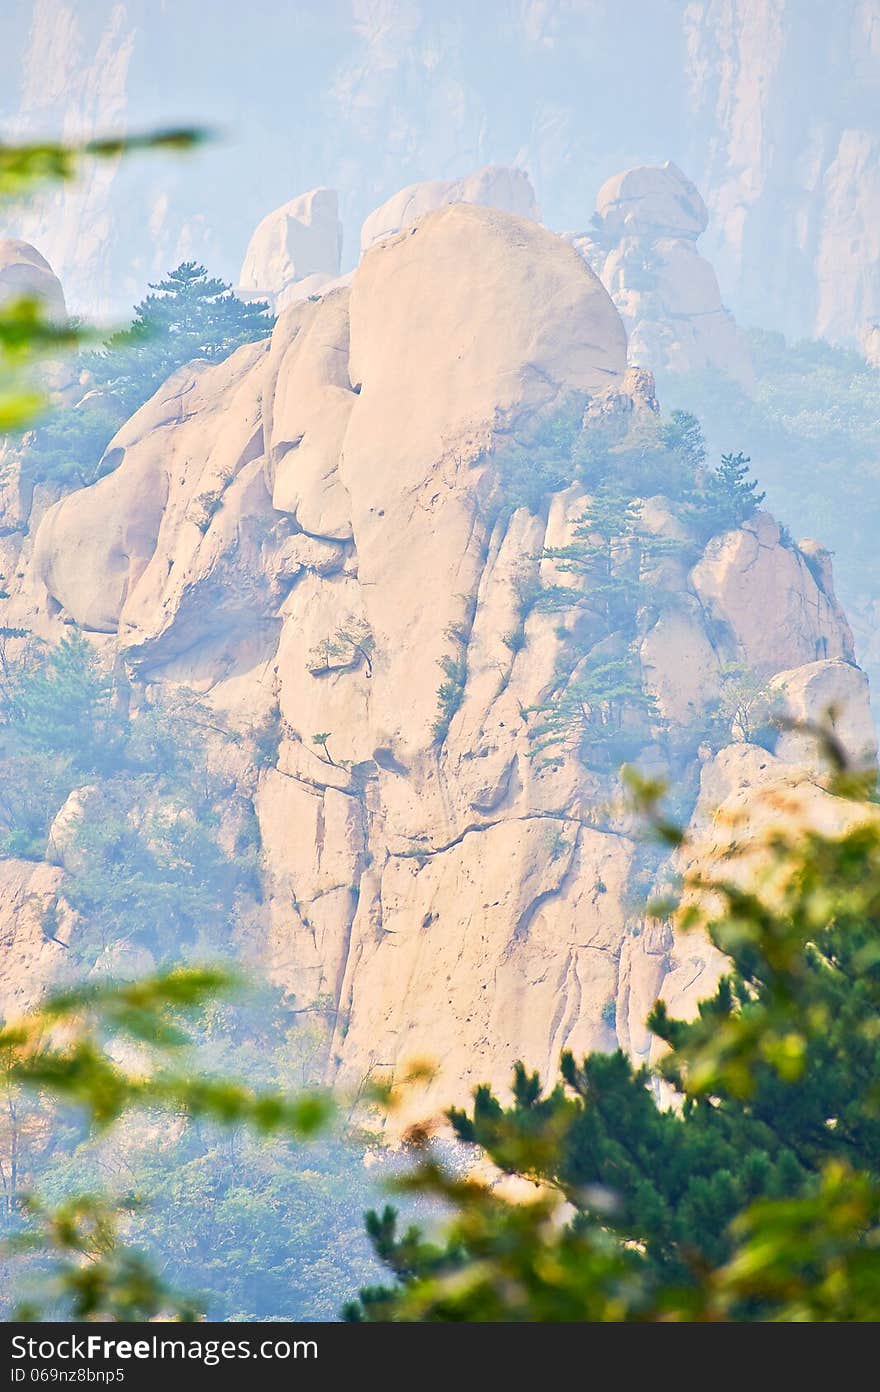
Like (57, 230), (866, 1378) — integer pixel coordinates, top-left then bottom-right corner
(690, 512), (855, 674)
(587, 163), (754, 387)
(238, 188), (343, 313)
(0, 859), (66, 1019)
(2, 201), (871, 1121)
(359, 165), (540, 253)
(343, 203), (627, 767)
(0, 238), (67, 319)
(770, 658), (877, 773)
(656, 738), (880, 1054)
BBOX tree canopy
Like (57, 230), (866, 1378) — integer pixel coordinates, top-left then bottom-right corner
(347, 752), (880, 1321)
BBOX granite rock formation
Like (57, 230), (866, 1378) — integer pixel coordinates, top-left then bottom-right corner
(570, 163), (754, 388)
(359, 166), (540, 254)
(0, 205), (870, 1123)
(238, 188), (343, 313)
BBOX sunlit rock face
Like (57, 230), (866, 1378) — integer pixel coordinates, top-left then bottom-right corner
(4, 1), (878, 347)
(0, 859), (67, 1020)
(238, 188), (343, 313)
(359, 166), (540, 254)
(570, 162), (754, 389)
(2, 202), (870, 1123)
(0, 238), (66, 319)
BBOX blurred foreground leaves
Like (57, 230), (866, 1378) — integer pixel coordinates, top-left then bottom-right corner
(348, 743), (880, 1321)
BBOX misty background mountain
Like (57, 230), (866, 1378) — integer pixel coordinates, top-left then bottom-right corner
(1, 0), (878, 344)
(2, 0), (880, 1323)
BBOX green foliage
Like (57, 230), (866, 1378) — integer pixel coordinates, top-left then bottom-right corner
(312, 731), (337, 766)
(465, 402), (769, 775)
(22, 264), (273, 488)
(508, 426), (766, 772)
(19, 397), (127, 490)
(493, 405), (715, 519)
(493, 406), (581, 514)
(94, 262), (273, 418)
(659, 332), (880, 648)
(331, 618), (375, 677)
(0, 132), (205, 201)
(658, 408), (706, 474)
(529, 650), (660, 770)
(542, 488), (670, 633)
(0, 130), (202, 436)
(0, 970), (338, 1320)
(348, 750), (880, 1321)
(708, 662), (775, 749)
(688, 451), (765, 541)
(0, 634), (256, 958)
(308, 617), (375, 678)
(252, 704), (284, 768)
(1, 631), (121, 774)
(0, 299), (81, 432)
(0, 633), (119, 857)
(6, 1194), (201, 1323)
(526, 489), (672, 769)
(345, 1168), (645, 1322)
(60, 795), (246, 963)
(27, 1129), (380, 1322)
(432, 653), (468, 744)
(574, 409), (703, 500)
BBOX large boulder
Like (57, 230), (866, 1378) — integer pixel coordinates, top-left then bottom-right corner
(359, 165), (540, 254)
(596, 163), (708, 240)
(10, 199), (871, 1121)
(580, 163), (754, 388)
(0, 238), (66, 320)
(343, 202), (627, 761)
(30, 339), (278, 682)
(770, 658), (876, 774)
(690, 512), (854, 674)
(238, 188), (342, 312)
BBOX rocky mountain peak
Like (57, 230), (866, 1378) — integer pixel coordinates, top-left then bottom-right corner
(0, 200), (869, 1122)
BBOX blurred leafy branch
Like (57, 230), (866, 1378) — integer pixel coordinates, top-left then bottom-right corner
(0, 128), (206, 430)
(0, 130), (207, 201)
(4, 127), (880, 1326)
(2, 968), (332, 1134)
(348, 733), (880, 1321)
(1, 967), (333, 1319)
(7, 1194), (202, 1323)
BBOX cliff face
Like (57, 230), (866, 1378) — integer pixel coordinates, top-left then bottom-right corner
(3, 0), (877, 346)
(569, 162), (754, 388)
(1, 204), (870, 1117)
(683, 0), (880, 342)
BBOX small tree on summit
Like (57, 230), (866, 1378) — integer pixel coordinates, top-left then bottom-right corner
(25, 263), (274, 487)
(94, 262), (273, 414)
(691, 450), (766, 540)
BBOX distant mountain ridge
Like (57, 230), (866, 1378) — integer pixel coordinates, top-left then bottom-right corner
(0, 203), (871, 1121)
(2, 0), (878, 346)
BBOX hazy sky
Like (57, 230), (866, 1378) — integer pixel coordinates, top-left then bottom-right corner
(2, 0), (876, 344)
(0, 1), (692, 313)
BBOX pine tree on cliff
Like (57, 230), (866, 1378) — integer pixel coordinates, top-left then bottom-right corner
(26, 264), (274, 486)
(347, 752), (880, 1321)
(94, 262), (273, 414)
